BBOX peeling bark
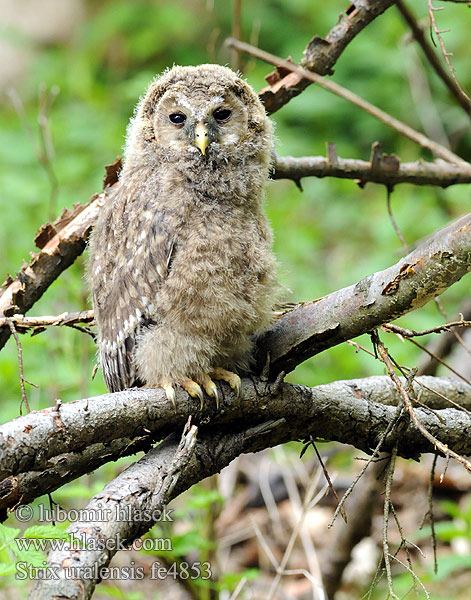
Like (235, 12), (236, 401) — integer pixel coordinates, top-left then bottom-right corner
(259, 0), (397, 114)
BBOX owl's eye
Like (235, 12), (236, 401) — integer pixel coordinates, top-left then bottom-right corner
(213, 108), (232, 123)
(169, 112), (186, 125)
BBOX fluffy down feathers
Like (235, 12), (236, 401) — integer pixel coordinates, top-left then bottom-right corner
(88, 64), (278, 395)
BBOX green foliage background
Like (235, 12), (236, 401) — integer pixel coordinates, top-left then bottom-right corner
(0, 0), (470, 596)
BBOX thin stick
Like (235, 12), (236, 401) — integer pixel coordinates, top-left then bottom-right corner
(386, 187), (408, 249)
(310, 439), (347, 523)
(225, 38), (470, 166)
(383, 320), (471, 338)
(408, 337), (471, 386)
(374, 332), (471, 473)
(427, 0), (470, 105)
(382, 446), (401, 600)
(0, 310), (95, 331)
(231, 0), (242, 72)
(6, 320), (31, 415)
(328, 408), (403, 529)
(396, 0), (470, 113)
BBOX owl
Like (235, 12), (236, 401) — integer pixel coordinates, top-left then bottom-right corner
(88, 64), (278, 408)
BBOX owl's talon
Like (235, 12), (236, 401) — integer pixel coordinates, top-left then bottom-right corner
(164, 384), (176, 411)
(181, 379), (204, 409)
(210, 368), (241, 398)
(201, 376), (220, 409)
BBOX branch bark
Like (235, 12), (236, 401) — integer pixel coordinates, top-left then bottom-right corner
(2, 375), (471, 513)
(257, 0), (397, 114)
(274, 147), (471, 188)
(257, 212), (471, 376)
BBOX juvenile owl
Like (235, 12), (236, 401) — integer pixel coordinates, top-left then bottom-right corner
(89, 64), (278, 407)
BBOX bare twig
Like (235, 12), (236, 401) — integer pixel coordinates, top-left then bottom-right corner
(396, 0), (470, 112)
(383, 319), (471, 338)
(407, 337), (471, 385)
(386, 187), (408, 249)
(374, 332), (471, 472)
(6, 319), (31, 415)
(309, 439), (347, 523)
(231, 0), (242, 72)
(328, 408), (402, 529)
(226, 38), (470, 166)
(0, 310), (94, 332)
(382, 446), (400, 600)
(427, 0), (470, 105)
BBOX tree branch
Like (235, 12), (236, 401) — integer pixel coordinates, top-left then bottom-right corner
(27, 375), (471, 598)
(396, 0), (470, 113)
(226, 38), (469, 166)
(0, 198), (101, 350)
(273, 145), (471, 188)
(256, 0), (397, 115)
(257, 212), (471, 376)
(2, 375), (471, 513)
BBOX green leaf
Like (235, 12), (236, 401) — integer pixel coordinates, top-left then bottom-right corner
(23, 525), (70, 540)
(0, 562), (18, 576)
(0, 523), (20, 544)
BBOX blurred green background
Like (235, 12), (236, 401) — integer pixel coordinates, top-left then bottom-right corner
(1, 0), (469, 413)
(0, 0), (470, 596)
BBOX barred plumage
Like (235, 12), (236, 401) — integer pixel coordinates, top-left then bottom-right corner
(88, 64), (278, 406)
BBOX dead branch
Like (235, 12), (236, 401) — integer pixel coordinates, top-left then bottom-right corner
(1, 375), (471, 512)
(0, 198), (101, 351)
(396, 0), (470, 113)
(273, 145), (471, 188)
(0, 310), (94, 333)
(383, 319), (471, 338)
(29, 421), (199, 600)
(257, 212), (471, 376)
(374, 332), (471, 472)
(226, 38), (469, 166)
(256, 0), (397, 115)
(427, 0), (470, 104)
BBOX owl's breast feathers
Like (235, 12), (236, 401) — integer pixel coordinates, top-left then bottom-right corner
(89, 164), (276, 393)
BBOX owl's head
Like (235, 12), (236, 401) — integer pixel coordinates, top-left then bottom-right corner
(124, 64), (273, 169)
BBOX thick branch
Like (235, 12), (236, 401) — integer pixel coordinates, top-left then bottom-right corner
(0, 436), (152, 516)
(274, 149), (471, 188)
(2, 375), (471, 513)
(28, 377), (471, 598)
(257, 212), (471, 376)
(257, 0), (397, 114)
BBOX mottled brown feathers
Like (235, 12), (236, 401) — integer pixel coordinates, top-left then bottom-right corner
(88, 64), (278, 395)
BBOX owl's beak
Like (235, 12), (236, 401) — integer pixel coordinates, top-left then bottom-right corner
(194, 122), (209, 155)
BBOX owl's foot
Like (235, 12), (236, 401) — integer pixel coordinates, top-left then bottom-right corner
(157, 369), (240, 411)
(210, 368), (241, 398)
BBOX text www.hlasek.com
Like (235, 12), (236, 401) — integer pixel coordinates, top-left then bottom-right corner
(14, 532), (172, 553)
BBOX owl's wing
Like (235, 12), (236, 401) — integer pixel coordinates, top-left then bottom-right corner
(89, 185), (175, 392)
